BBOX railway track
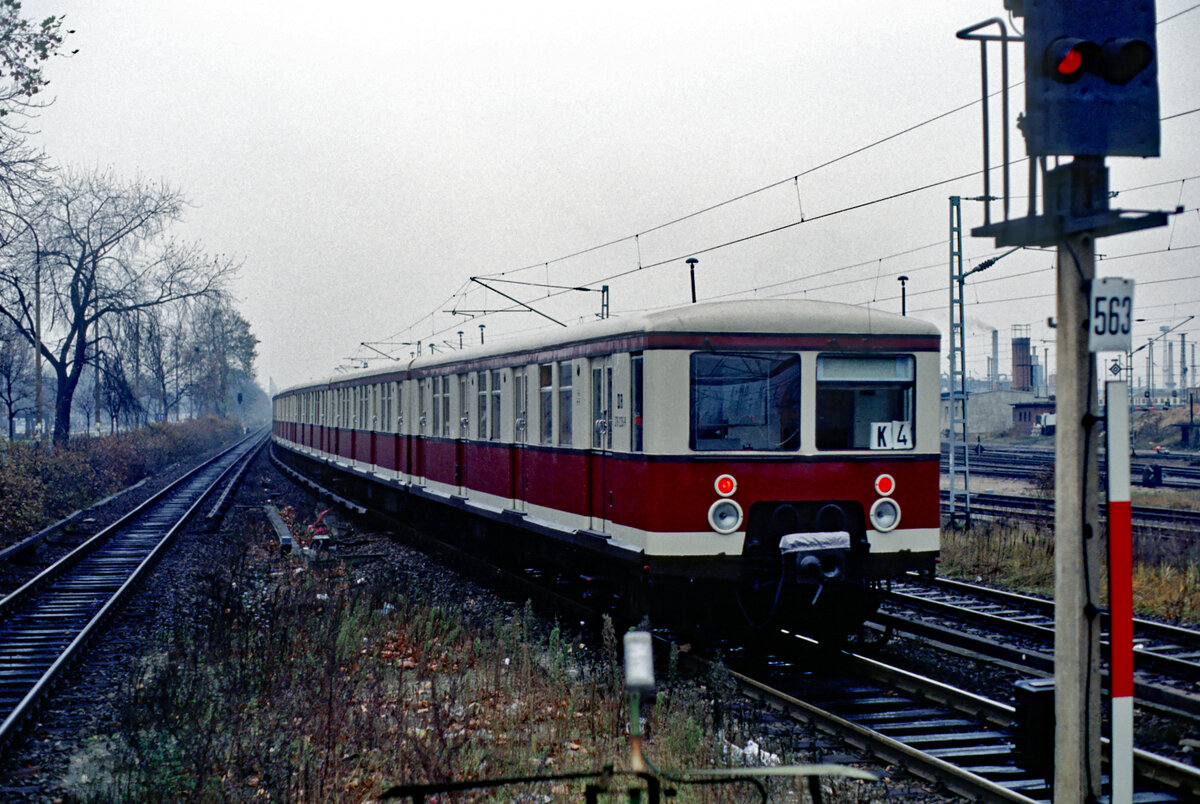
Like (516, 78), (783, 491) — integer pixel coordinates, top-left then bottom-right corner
(0, 430), (267, 754)
(939, 489), (1200, 533)
(873, 576), (1200, 719)
(942, 443), (1200, 490)
(733, 632), (1199, 804)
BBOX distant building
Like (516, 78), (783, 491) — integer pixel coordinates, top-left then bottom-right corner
(940, 389), (1040, 437)
(1011, 399), (1057, 436)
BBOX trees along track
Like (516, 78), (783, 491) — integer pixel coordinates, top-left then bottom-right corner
(0, 429), (268, 754)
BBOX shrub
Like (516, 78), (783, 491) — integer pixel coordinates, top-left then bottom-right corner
(0, 417), (244, 548)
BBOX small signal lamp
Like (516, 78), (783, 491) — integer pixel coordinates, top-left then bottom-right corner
(1046, 38), (1095, 82)
(623, 631), (656, 695)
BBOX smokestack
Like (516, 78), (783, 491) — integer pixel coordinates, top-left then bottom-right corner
(1167, 341), (1175, 394)
(992, 329), (999, 389)
(1011, 324), (1032, 392)
(1181, 333), (1188, 392)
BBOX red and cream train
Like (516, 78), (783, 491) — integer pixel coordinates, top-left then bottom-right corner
(272, 299), (940, 633)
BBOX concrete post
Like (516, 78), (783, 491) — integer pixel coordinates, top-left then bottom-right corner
(1054, 231), (1103, 803)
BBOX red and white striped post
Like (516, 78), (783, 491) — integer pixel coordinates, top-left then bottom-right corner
(1106, 380), (1133, 804)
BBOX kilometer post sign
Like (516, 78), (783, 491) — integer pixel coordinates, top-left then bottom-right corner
(1089, 278), (1135, 352)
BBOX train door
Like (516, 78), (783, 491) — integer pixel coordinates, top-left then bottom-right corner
(414, 379), (427, 487)
(456, 375), (469, 495)
(511, 368), (529, 512)
(590, 356), (614, 532)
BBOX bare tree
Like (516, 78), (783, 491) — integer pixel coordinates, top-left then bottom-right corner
(0, 314), (30, 437)
(188, 295), (258, 416)
(138, 300), (188, 421)
(0, 169), (236, 444)
(98, 348), (141, 431)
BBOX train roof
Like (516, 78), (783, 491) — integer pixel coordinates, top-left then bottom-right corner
(280, 299), (939, 395)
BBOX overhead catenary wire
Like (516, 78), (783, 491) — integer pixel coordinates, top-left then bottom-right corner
(348, 0), (1200, 363)
(353, 74), (1200, 368)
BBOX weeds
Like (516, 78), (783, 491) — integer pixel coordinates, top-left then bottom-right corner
(0, 416), (243, 547)
(939, 523), (1056, 597)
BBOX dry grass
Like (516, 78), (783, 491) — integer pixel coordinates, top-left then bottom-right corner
(939, 522), (1200, 626)
(1130, 488), (1200, 513)
(938, 523), (1056, 598)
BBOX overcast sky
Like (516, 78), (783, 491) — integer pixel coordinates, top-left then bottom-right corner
(21, 0), (1200, 392)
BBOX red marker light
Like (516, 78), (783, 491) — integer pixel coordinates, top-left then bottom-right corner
(1046, 38), (1096, 84)
(1057, 47), (1083, 76)
(715, 474), (737, 497)
(875, 474), (895, 496)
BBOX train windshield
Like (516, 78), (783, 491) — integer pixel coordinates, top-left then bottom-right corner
(690, 352), (801, 451)
(816, 355), (915, 450)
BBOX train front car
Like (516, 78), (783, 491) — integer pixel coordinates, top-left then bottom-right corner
(631, 300), (940, 636)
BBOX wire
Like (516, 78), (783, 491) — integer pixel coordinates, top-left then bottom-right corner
(1159, 2), (1200, 24)
(478, 95), (998, 282)
(1161, 106), (1200, 122)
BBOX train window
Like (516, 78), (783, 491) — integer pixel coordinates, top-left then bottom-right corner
(382, 383), (392, 433)
(690, 352), (800, 451)
(514, 370), (528, 443)
(490, 369), (501, 441)
(631, 353), (643, 452)
(815, 355), (915, 450)
(442, 377), (451, 436)
(436, 379), (446, 436)
(558, 361), (572, 446)
(477, 371), (488, 439)
(459, 375), (469, 436)
(419, 380), (429, 433)
(540, 364), (554, 445)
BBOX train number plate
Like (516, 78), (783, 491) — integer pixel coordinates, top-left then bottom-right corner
(871, 421), (912, 450)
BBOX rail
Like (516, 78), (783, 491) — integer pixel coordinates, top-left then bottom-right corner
(0, 430), (267, 754)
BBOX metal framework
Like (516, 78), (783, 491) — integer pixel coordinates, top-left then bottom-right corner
(947, 196), (970, 528)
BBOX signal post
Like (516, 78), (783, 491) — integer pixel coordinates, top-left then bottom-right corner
(1054, 223), (1103, 798)
(961, 2), (1166, 801)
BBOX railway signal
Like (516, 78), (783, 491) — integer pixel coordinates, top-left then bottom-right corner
(960, 3), (1166, 802)
(1021, 0), (1160, 157)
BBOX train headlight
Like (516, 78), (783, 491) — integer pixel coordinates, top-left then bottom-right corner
(707, 499), (743, 534)
(869, 498), (901, 532)
(714, 473), (737, 497)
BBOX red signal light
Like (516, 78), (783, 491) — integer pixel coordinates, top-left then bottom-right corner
(1046, 38), (1095, 83)
(714, 474), (737, 497)
(1057, 47), (1083, 76)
